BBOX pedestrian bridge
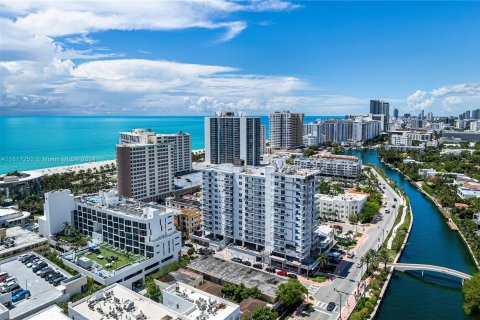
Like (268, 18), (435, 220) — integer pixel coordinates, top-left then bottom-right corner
(392, 263), (472, 280)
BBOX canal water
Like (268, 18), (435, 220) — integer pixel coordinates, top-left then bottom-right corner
(344, 149), (478, 320)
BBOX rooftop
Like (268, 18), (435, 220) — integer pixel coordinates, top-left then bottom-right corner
(26, 305), (70, 320)
(188, 256), (287, 300)
(0, 226), (47, 254)
(76, 189), (172, 219)
(0, 207), (30, 221)
(317, 191), (368, 202)
(69, 283), (183, 320)
(198, 163), (318, 177)
(163, 282), (239, 320)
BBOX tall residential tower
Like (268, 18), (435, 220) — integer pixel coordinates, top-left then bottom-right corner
(204, 112), (261, 166)
(269, 111), (304, 149)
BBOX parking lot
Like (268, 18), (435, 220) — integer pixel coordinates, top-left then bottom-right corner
(0, 255), (68, 319)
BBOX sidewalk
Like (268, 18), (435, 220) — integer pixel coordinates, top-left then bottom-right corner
(340, 279), (371, 319)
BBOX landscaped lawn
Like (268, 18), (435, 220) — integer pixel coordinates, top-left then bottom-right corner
(82, 245), (139, 270)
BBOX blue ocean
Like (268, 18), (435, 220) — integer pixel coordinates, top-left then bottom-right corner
(0, 115), (337, 174)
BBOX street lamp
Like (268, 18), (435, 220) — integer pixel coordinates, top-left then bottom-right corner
(334, 288), (343, 320)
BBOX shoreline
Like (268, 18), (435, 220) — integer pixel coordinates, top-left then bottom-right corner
(13, 149), (206, 176)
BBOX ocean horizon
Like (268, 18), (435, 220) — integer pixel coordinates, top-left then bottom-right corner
(0, 115), (341, 174)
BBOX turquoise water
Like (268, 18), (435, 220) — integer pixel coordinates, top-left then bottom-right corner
(0, 115), (329, 173)
(345, 149), (477, 320)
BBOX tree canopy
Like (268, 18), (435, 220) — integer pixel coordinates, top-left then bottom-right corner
(463, 272), (480, 315)
(277, 279), (308, 308)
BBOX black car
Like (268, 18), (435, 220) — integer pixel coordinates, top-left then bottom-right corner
(23, 255), (36, 264)
(242, 261), (252, 266)
(231, 257), (242, 263)
(185, 243), (194, 248)
(265, 266), (276, 273)
(46, 272), (61, 281)
(50, 274), (64, 284)
(38, 268), (53, 277)
(326, 302), (336, 312)
(33, 262), (47, 272)
(20, 254), (34, 263)
(41, 269), (55, 278)
(287, 273), (297, 279)
(53, 277), (66, 286)
(253, 263), (263, 269)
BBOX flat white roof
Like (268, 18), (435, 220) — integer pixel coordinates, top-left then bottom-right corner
(26, 305), (70, 320)
(164, 282), (238, 320)
(70, 283), (183, 320)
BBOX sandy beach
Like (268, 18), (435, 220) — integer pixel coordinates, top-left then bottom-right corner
(20, 149), (205, 176)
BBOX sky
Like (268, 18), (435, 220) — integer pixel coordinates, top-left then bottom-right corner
(1, 1), (480, 116)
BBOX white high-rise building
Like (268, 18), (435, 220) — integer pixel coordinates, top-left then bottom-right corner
(303, 118), (380, 146)
(117, 129), (191, 202)
(200, 163), (319, 271)
(269, 111), (304, 149)
(204, 112), (261, 166)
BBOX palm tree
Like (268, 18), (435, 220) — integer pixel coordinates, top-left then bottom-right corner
(363, 249), (377, 274)
(346, 230), (354, 242)
(62, 221), (70, 235)
(315, 253), (329, 275)
(377, 249), (392, 270)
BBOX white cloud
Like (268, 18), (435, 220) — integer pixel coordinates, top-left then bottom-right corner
(407, 83), (480, 113)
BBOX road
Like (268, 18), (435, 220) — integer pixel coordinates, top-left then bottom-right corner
(308, 168), (404, 320)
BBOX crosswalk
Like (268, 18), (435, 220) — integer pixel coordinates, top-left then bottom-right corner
(307, 283), (321, 296)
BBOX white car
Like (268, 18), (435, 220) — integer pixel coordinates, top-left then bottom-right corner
(356, 261), (362, 268)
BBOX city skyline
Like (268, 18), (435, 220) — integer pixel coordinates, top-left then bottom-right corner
(1, 1), (480, 116)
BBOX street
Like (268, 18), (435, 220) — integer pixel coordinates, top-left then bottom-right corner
(308, 168), (404, 320)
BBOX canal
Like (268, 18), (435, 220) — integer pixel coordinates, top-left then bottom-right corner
(344, 149), (478, 320)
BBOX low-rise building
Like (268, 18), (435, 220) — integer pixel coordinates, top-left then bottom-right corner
(293, 153), (362, 178)
(314, 225), (334, 252)
(0, 207), (30, 228)
(166, 195), (202, 239)
(68, 283), (184, 320)
(317, 190), (369, 223)
(0, 170), (44, 201)
(162, 282), (241, 320)
(440, 149), (475, 155)
(457, 182), (480, 199)
(0, 226), (49, 260)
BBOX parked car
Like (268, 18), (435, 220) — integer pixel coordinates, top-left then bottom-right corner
(287, 273), (297, 279)
(394, 198), (398, 202)
(0, 272), (9, 283)
(252, 263), (263, 270)
(346, 252), (355, 258)
(11, 288), (22, 296)
(49, 274), (64, 284)
(185, 243), (193, 248)
(265, 267), (276, 273)
(26, 258), (40, 267)
(1, 283), (20, 294)
(12, 290), (30, 302)
(1, 277), (16, 285)
(242, 261), (252, 266)
(41, 269), (55, 278)
(46, 272), (61, 281)
(33, 262), (47, 272)
(356, 261), (362, 268)
(38, 267), (53, 277)
(53, 277), (66, 286)
(326, 302), (336, 312)
(276, 270), (288, 277)
(231, 257), (242, 263)
(23, 255), (36, 264)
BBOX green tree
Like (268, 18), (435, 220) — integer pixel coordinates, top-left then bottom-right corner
(146, 280), (163, 302)
(245, 306), (278, 320)
(462, 272), (480, 315)
(377, 249), (392, 270)
(277, 279), (308, 308)
(316, 253), (329, 274)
